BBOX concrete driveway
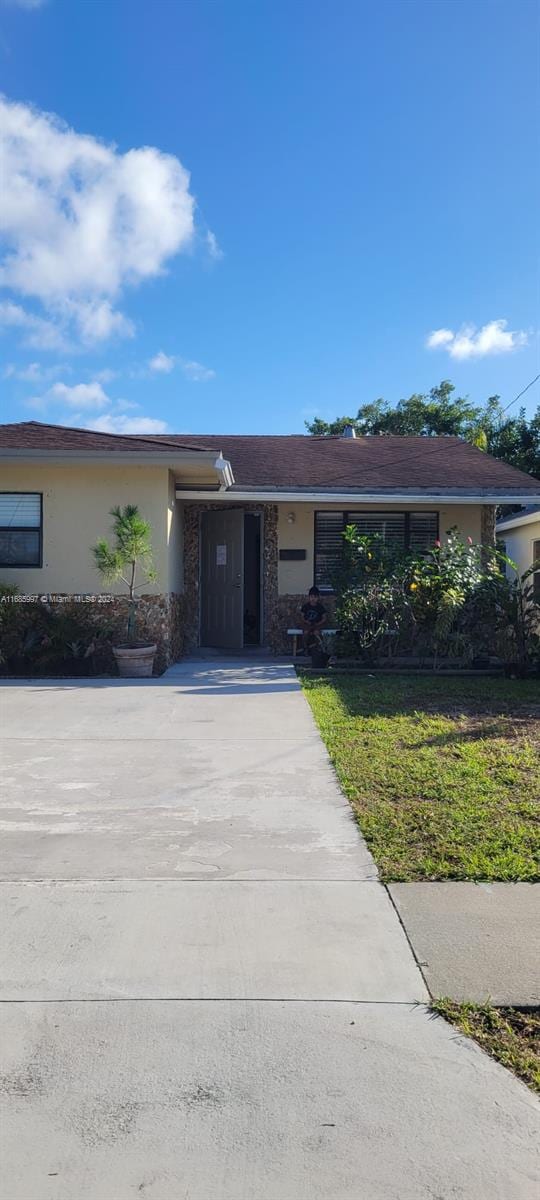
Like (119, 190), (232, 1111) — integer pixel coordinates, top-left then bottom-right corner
(1, 659), (538, 1199)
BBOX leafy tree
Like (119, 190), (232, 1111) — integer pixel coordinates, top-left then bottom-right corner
(306, 381), (540, 477)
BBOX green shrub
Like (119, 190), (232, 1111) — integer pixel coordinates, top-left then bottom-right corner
(330, 526), (540, 670)
(0, 592), (114, 676)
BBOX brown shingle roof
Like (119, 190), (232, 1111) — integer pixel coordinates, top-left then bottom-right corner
(0, 421), (206, 454)
(167, 433), (540, 495)
(1, 421), (539, 495)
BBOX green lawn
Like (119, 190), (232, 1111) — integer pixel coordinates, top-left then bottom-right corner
(433, 1001), (540, 1093)
(300, 673), (540, 881)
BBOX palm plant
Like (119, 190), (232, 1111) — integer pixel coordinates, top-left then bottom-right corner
(92, 505), (157, 644)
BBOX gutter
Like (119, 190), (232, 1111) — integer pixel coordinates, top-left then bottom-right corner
(175, 489), (540, 504)
(496, 509), (540, 532)
(0, 449), (226, 469)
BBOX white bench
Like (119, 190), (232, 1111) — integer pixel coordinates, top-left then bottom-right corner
(287, 627), (337, 656)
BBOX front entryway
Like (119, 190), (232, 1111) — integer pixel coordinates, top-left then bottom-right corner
(200, 510), (262, 648)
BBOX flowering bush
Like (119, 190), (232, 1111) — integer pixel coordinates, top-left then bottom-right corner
(332, 527), (413, 660)
(331, 524), (540, 671)
(406, 529), (485, 660)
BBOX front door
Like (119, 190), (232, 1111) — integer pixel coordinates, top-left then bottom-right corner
(201, 509), (244, 648)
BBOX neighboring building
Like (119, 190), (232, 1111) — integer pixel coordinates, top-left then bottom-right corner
(1, 420), (540, 662)
(496, 505), (540, 599)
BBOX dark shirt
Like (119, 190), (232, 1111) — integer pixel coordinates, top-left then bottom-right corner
(301, 601), (326, 625)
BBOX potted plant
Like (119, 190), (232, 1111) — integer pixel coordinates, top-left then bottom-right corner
(92, 505), (158, 677)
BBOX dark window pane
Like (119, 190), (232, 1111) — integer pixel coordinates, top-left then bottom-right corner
(0, 494), (41, 527)
(409, 512), (439, 553)
(314, 512), (345, 589)
(347, 512), (406, 547)
(0, 529), (40, 566)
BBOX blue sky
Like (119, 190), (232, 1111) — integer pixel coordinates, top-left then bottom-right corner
(0, 0), (538, 434)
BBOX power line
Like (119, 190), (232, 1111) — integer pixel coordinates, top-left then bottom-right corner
(502, 373), (540, 413)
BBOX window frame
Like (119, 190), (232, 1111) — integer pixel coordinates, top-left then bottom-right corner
(313, 509), (440, 592)
(0, 492), (43, 569)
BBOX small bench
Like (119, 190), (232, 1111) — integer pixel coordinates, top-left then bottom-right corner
(287, 627), (338, 656)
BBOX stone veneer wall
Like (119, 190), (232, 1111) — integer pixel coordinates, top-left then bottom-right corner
(481, 504), (496, 547)
(182, 503), (278, 652)
(33, 593), (183, 673)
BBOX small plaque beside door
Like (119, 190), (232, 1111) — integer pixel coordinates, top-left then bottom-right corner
(216, 544), (227, 566)
(279, 548), (306, 561)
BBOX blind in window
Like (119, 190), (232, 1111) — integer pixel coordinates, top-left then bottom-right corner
(314, 512), (345, 589)
(409, 512), (438, 552)
(347, 512), (406, 547)
(314, 508), (440, 589)
(0, 494), (41, 528)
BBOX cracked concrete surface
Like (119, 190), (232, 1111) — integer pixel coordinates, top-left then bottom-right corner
(1, 659), (539, 1199)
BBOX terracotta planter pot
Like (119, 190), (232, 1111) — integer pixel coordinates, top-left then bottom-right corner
(113, 643), (157, 678)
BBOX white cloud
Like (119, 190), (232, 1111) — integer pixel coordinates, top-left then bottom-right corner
(147, 350), (215, 380)
(426, 328), (454, 349)
(26, 380), (109, 412)
(426, 319), (528, 360)
(149, 350), (175, 373)
(205, 230), (223, 261)
(1, 0), (47, 9)
(93, 367), (117, 384)
(84, 413), (168, 434)
(180, 358), (215, 381)
(0, 299), (69, 349)
(23, 375), (167, 433)
(63, 299), (135, 343)
(50, 381), (109, 410)
(0, 96), (196, 345)
(2, 359), (66, 382)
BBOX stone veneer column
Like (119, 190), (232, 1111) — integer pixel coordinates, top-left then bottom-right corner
(262, 504), (278, 650)
(481, 505), (496, 547)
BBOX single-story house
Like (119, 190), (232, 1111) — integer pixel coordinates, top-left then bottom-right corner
(496, 505), (540, 599)
(2, 420), (540, 663)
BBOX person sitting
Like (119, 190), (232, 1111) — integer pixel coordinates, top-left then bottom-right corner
(300, 586), (327, 654)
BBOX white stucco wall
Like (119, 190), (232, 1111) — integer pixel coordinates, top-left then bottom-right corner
(498, 517), (540, 580)
(277, 502), (484, 595)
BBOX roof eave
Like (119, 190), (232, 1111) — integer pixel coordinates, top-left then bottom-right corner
(0, 448), (223, 469)
(496, 508), (540, 532)
(175, 487), (540, 504)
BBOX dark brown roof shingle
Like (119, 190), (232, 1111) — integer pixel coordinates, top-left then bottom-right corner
(1, 421), (539, 495)
(166, 433), (540, 494)
(0, 421), (205, 454)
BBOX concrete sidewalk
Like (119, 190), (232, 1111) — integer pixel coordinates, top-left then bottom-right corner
(1, 659), (538, 1200)
(389, 881), (540, 1005)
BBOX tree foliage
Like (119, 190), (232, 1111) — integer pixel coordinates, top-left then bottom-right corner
(331, 524), (540, 669)
(92, 505), (156, 643)
(306, 381), (540, 477)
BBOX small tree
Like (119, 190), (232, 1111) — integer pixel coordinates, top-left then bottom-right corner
(92, 505), (157, 644)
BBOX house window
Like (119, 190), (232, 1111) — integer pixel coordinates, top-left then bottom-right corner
(533, 540), (540, 602)
(314, 510), (439, 590)
(0, 493), (42, 567)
